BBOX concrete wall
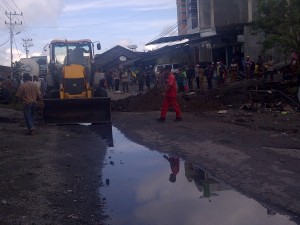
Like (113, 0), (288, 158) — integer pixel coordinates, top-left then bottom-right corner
(214, 0), (249, 26)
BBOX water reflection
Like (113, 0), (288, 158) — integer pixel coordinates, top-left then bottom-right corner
(100, 127), (297, 225)
(90, 123), (114, 147)
(184, 162), (231, 201)
(163, 154), (180, 183)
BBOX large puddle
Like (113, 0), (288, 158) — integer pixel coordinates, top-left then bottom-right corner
(100, 127), (297, 225)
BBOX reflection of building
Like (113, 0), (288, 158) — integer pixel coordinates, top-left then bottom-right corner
(185, 162), (231, 199)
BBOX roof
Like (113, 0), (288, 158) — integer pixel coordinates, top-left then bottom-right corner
(50, 39), (93, 44)
(94, 45), (145, 69)
(146, 33), (199, 45)
(146, 23), (246, 46)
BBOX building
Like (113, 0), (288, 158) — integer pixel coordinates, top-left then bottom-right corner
(176, 0), (187, 35)
(150, 0), (270, 66)
(94, 45), (145, 71)
(0, 65), (11, 80)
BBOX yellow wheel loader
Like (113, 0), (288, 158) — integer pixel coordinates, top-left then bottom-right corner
(43, 39), (111, 124)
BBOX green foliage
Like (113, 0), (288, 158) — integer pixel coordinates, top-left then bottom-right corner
(11, 61), (24, 87)
(251, 0), (300, 54)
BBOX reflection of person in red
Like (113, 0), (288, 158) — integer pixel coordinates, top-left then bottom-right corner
(163, 154), (180, 183)
(157, 67), (182, 122)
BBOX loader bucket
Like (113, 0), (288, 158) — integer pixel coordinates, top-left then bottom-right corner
(43, 97), (111, 125)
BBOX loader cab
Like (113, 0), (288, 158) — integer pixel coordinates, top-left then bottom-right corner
(47, 39), (97, 90)
(49, 40), (93, 68)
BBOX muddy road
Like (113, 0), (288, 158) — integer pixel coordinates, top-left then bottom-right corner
(0, 107), (299, 224)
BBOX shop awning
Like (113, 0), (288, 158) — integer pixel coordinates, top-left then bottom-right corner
(146, 33), (200, 45)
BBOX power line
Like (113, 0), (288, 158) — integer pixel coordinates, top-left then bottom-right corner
(149, 23), (179, 43)
(0, 38), (9, 46)
(11, 0), (22, 11)
(2, 0), (15, 12)
(4, 11), (22, 74)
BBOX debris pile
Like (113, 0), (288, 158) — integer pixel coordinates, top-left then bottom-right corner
(112, 80), (299, 113)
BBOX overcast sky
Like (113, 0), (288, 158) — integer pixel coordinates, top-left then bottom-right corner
(0, 0), (177, 66)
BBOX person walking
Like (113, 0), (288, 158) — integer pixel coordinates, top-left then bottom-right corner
(157, 67), (182, 122)
(16, 73), (43, 135)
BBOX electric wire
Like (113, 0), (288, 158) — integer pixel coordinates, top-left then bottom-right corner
(149, 22), (178, 43)
(11, 0), (22, 11)
(2, 0), (15, 12)
(0, 38), (9, 46)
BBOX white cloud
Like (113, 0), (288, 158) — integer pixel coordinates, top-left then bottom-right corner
(63, 0), (175, 12)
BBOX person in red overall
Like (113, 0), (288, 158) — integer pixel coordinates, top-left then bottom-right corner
(163, 154), (180, 183)
(157, 67), (182, 122)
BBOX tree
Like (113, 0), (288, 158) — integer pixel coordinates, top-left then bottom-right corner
(11, 61), (24, 88)
(252, 0), (300, 55)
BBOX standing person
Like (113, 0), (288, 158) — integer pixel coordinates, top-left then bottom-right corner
(245, 56), (254, 79)
(186, 65), (195, 90)
(230, 59), (239, 82)
(93, 69), (105, 90)
(157, 67), (182, 122)
(105, 70), (113, 91)
(177, 67), (186, 93)
(205, 63), (214, 89)
(16, 73), (43, 135)
(121, 69), (129, 93)
(94, 79), (108, 97)
(113, 69), (120, 91)
(255, 55), (264, 79)
(264, 56), (275, 81)
(145, 70), (151, 90)
(195, 64), (201, 89)
(137, 69), (145, 92)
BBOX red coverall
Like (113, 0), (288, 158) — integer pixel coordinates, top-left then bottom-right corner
(160, 73), (182, 119)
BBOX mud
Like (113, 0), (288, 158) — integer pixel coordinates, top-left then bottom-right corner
(0, 78), (299, 224)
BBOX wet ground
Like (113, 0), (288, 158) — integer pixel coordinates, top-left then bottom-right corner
(101, 127), (298, 225)
(0, 103), (299, 225)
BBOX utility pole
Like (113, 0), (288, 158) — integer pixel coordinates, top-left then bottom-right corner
(5, 11), (22, 76)
(23, 38), (33, 58)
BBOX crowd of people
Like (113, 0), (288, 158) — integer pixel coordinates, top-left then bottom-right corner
(93, 54), (300, 104)
(92, 66), (156, 94)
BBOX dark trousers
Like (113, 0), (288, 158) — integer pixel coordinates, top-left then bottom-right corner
(196, 77), (200, 89)
(207, 77), (212, 89)
(264, 71), (274, 81)
(122, 81), (129, 92)
(139, 82), (144, 91)
(114, 79), (120, 91)
(23, 103), (37, 130)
